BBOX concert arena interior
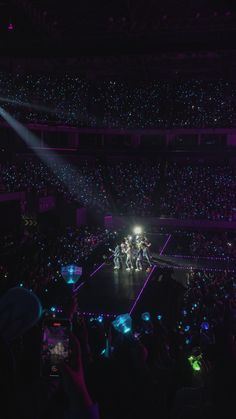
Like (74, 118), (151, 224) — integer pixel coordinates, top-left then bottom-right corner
(1, 1), (236, 419)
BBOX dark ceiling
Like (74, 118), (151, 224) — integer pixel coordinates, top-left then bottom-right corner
(0, 0), (235, 56)
(0, 1), (236, 80)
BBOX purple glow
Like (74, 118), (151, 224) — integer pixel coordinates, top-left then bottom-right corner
(159, 234), (172, 255)
(8, 23), (14, 30)
(89, 261), (106, 278)
(89, 255), (112, 278)
(39, 195), (56, 213)
(76, 207), (87, 227)
(0, 191), (26, 202)
(129, 265), (157, 315)
(162, 265), (236, 273)
(165, 254), (235, 261)
(73, 281), (85, 293)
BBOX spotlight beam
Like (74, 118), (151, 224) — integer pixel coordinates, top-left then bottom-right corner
(0, 107), (103, 209)
(0, 97), (55, 114)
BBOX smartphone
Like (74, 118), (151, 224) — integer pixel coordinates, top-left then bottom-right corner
(41, 318), (72, 377)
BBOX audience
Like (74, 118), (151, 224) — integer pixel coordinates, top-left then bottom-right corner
(108, 161), (161, 216)
(1, 72), (236, 128)
(164, 231), (236, 258)
(1, 264), (235, 419)
(0, 227), (115, 301)
(2, 158), (236, 221)
(0, 160), (109, 213)
(0, 148), (236, 418)
(159, 162), (236, 220)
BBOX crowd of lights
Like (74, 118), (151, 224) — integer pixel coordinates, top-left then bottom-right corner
(2, 159), (236, 220)
(163, 230), (236, 259)
(0, 74), (236, 127)
(12, 227), (115, 294)
(159, 163), (236, 221)
(10, 254), (236, 376)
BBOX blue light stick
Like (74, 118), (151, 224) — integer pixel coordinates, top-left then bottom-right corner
(112, 313), (132, 334)
(61, 265), (83, 293)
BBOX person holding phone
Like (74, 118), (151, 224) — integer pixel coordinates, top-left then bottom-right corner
(41, 318), (99, 419)
(140, 238), (152, 269)
(0, 286), (99, 419)
(41, 318), (72, 378)
(60, 334), (99, 419)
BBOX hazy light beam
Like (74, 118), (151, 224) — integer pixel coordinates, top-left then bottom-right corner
(0, 96), (55, 114)
(0, 107), (104, 209)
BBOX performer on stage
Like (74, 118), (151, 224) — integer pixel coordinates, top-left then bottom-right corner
(109, 233), (152, 272)
(109, 244), (122, 270)
(135, 244), (143, 271)
(140, 237), (152, 269)
(120, 240), (126, 269)
(120, 240), (126, 254)
(125, 239), (134, 271)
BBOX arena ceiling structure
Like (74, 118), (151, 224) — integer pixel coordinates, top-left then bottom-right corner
(2, 1), (235, 51)
(1, 0), (236, 79)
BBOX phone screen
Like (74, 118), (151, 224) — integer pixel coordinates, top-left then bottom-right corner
(41, 319), (71, 377)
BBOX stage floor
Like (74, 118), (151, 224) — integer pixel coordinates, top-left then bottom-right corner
(75, 231), (235, 323)
(76, 234), (169, 316)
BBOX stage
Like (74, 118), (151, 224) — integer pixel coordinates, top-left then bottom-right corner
(76, 233), (170, 316)
(73, 230), (236, 321)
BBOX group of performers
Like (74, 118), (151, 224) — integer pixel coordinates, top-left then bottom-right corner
(109, 235), (152, 272)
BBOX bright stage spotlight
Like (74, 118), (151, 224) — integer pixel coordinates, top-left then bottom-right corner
(133, 226), (142, 235)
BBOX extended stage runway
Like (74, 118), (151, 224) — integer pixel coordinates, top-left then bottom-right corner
(76, 234), (169, 316)
(73, 230), (236, 324)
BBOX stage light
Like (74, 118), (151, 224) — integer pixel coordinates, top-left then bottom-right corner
(50, 306), (56, 312)
(8, 22), (14, 31)
(112, 313), (132, 334)
(133, 226), (142, 235)
(184, 325), (190, 332)
(97, 315), (103, 323)
(157, 315), (162, 320)
(141, 312), (150, 321)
